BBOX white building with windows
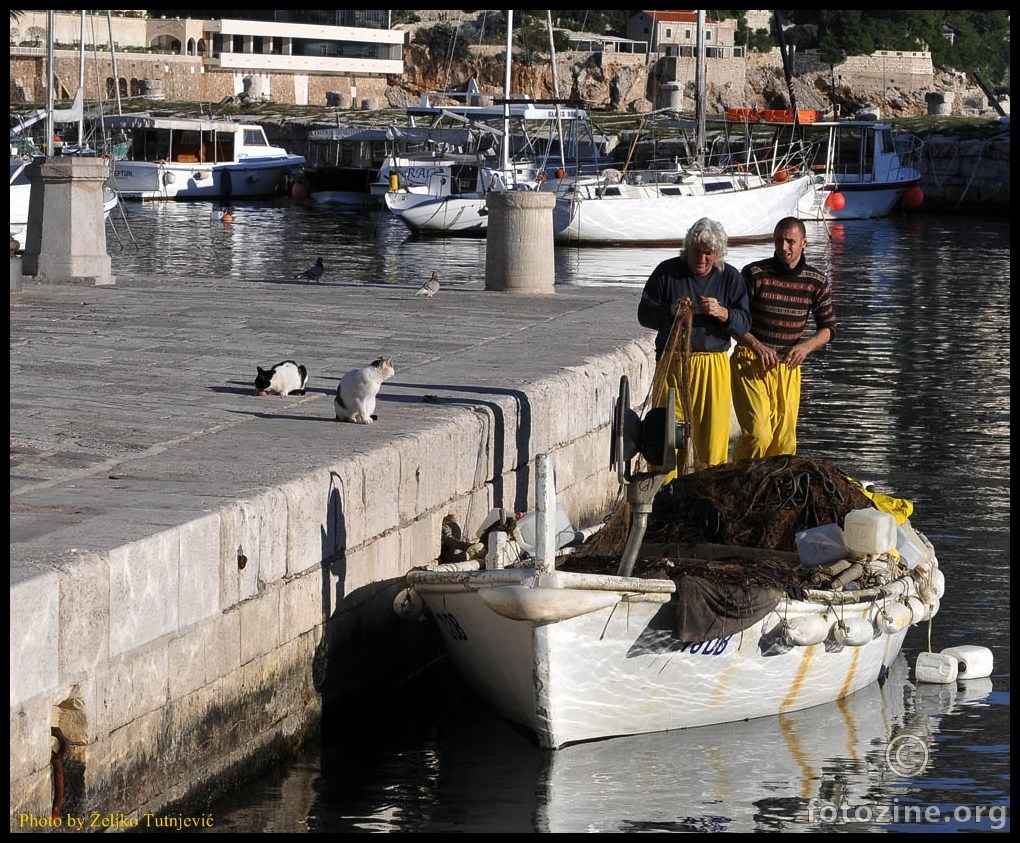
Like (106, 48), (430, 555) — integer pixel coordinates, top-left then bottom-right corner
(626, 10), (740, 58)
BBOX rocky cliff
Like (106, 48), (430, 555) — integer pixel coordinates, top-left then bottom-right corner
(388, 36), (1006, 122)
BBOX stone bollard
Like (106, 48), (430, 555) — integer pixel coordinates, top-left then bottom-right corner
(22, 157), (115, 286)
(484, 191), (556, 293)
(10, 235), (23, 293)
(657, 81), (684, 110)
(925, 91), (953, 116)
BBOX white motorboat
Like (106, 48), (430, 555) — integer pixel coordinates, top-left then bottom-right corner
(101, 114), (305, 201)
(398, 380), (949, 751)
(794, 117), (926, 220)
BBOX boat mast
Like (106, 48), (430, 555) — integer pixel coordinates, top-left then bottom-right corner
(46, 10), (55, 156)
(78, 10), (86, 149)
(546, 10), (567, 170)
(694, 10), (706, 167)
(108, 10), (122, 115)
(501, 10), (513, 175)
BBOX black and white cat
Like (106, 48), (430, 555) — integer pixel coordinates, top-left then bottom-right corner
(334, 357), (395, 424)
(254, 360), (308, 396)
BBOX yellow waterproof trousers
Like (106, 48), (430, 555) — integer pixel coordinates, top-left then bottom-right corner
(730, 345), (801, 461)
(652, 350), (732, 481)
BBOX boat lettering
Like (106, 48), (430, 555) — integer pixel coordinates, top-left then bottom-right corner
(114, 168), (134, 179)
(679, 636), (731, 655)
(434, 612), (468, 642)
(399, 167), (446, 183)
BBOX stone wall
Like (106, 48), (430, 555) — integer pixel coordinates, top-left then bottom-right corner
(10, 53), (392, 109)
(918, 132), (1010, 213)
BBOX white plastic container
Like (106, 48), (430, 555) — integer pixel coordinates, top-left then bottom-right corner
(843, 508), (897, 555)
(915, 651), (959, 684)
(896, 522), (927, 569)
(795, 523), (847, 567)
(941, 645), (994, 680)
(515, 505), (576, 553)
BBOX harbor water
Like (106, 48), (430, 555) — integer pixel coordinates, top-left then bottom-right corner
(107, 204), (1010, 833)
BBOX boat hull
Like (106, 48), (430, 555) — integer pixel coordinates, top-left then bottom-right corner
(407, 551), (937, 749)
(385, 190), (491, 236)
(799, 179), (920, 221)
(110, 157), (303, 201)
(552, 173), (814, 246)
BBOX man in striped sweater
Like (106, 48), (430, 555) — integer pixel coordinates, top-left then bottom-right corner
(731, 217), (837, 460)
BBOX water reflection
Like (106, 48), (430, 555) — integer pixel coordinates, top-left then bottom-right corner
(197, 654), (1000, 833)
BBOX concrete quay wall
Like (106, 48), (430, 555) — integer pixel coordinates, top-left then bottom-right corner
(9, 276), (654, 828)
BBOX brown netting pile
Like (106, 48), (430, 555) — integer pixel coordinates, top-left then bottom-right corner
(577, 455), (875, 564)
(646, 455), (875, 552)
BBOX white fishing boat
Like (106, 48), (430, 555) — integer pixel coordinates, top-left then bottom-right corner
(383, 98), (612, 237)
(101, 114), (305, 200)
(398, 379), (951, 750)
(299, 124), (469, 209)
(794, 117), (926, 220)
(384, 11), (614, 238)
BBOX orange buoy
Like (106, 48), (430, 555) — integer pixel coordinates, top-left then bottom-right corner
(902, 186), (924, 210)
(825, 191), (846, 211)
(554, 168), (566, 179)
(221, 211), (233, 223)
(773, 169), (788, 183)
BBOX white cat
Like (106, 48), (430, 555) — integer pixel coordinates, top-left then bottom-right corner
(254, 360), (308, 396)
(334, 357), (395, 424)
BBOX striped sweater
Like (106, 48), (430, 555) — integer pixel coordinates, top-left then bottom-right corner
(741, 256), (837, 351)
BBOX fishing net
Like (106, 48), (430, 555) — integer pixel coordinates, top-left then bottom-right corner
(569, 457), (873, 569)
(646, 455), (876, 552)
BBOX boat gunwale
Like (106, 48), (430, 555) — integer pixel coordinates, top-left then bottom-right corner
(406, 560), (932, 607)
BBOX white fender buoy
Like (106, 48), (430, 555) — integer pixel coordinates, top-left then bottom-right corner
(905, 595), (928, 625)
(833, 616), (874, 647)
(785, 614), (829, 646)
(920, 595), (941, 621)
(916, 650), (958, 684)
(941, 645), (994, 680)
(930, 568), (946, 598)
(876, 602), (912, 634)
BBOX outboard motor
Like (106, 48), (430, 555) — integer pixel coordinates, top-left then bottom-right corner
(610, 375), (687, 576)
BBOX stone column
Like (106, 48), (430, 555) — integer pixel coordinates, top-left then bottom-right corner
(10, 235), (23, 293)
(484, 191), (556, 293)
(22, 157), (115, 286)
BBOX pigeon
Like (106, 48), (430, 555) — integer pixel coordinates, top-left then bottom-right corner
(415, 271), (440, 298)
(297, 257), (325, 282)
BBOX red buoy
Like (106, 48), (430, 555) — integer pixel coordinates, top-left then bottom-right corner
(825, 191), (846, 211)
(291, 182), (308, 201)
(773, 169), (788, 183)
(902, 186), (924, 210)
